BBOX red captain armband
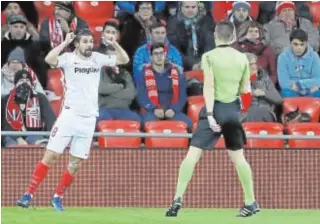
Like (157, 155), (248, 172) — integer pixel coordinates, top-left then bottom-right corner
(239, 92), (252, 113)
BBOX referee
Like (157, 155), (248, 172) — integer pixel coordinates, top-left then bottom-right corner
(166, 21), (260, 218)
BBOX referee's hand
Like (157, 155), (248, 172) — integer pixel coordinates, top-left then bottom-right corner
(207, 116), (221, 132)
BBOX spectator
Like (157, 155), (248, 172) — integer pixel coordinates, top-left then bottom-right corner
(39, 1), (89, 56)
(1, 15), (48, 87)
(133, 20), (183, 83)
(167, 1), (215, 71)
(264, 1), (319, 56)
(96, 19), (140, 124)
(1, 70), (56, 147)
(2, 47), (45, 97)
(277, 29), (320, 98)
(229, 1), (253, 30)
(120, 1), (158, 61)
(234, 21), (277, 84)
(241, 53), (282, 122)
(1, 2), (38, 39)
(137, 43), (192, 129)
(116, 1), (166, 15)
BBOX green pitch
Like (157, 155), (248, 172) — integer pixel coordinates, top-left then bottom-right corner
(2, 207), (320, 224)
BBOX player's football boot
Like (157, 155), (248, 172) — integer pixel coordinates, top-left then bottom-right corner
(17, 193), (33, 208)
(238, 201), (260, 217)
(165, 197), (182, 217)
(51, 196), (65, 212)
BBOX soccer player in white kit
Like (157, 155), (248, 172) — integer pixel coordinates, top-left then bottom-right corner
(17, 29), (129, 211)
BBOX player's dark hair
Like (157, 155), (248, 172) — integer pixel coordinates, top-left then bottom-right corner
(74, 28), (93, 43)
(290, 29), (308, 42)
(150, 42), (165, 54)
(215, 20), (235, 42)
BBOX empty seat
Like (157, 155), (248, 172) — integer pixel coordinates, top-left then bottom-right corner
(283, 97), (320, 122)
(212, 1), (259, 23)
(187, 96), (205, 125)
(144, 121), (189, 148)
(47, 69), (64, 96)
(287, 123), (320, 148)
(308, 1), (320, 27)
(74, 1), (114, 21)
(97, 120), (141, 148)
(243, 122), (285, 148)
(184, 70), (204, 82)
(50, 99), (62, 117)
(87, 19), (106, 47)
(34, 1), (54, 26)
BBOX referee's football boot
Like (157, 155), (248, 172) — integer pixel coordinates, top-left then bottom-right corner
(51, 196), (65, 212)
(238, 201), (260, 217)
(165, 197), (182, 217)
(17, 193), (33, 208)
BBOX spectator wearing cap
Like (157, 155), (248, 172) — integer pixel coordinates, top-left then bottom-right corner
(137, 43), (192, 129)
(2, 47), (45, 97)
(133, 20), (182, 84)
(1, 2), (39, 39)
(264, 1), (319, 57)
(96, 19), (141, 124)
(1, 69), (56, 147)
(120, 1), (159, 61)
(116, 1), (166, 15)
(1, 15), (48, 87)
(278, 29), (320, 98)
(241, 52), (282, 122)
(167, 1), (214, 71)
(39, 1), (89, 56)
(229, 1), (253, 30)
(234, 21), (277, 84)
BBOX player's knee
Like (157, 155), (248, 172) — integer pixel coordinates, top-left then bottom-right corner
(42, 150), (61, 166)
(185, 146), (203, 165)
(68, 159), (82, 175)
(221, 120), (246, 151)
(227, 149), (246, 164)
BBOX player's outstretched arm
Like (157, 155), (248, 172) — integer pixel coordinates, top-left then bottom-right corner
(45, 32), (75, 67)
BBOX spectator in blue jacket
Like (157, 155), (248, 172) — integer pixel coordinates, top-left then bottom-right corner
(137, 43), (192, 129)
(133, 20), (183, 84)
(278, 29), (320, 98)
(116, 1), (166, 15)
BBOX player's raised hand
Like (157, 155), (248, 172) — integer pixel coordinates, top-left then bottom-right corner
(207, 115), (221, 132)
(64, 32), (75, 45)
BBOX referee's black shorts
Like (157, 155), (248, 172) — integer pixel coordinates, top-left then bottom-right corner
(190, 100), (247, 151)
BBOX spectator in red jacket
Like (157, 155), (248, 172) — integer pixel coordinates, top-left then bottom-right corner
(234, 20), (277, 84)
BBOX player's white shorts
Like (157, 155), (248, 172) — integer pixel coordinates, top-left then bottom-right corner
(46, 108), (96, 159)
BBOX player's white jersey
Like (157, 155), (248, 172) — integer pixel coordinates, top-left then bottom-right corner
(57, 52), (116, 117)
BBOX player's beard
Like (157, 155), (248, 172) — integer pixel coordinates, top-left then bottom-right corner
(80, 48), (93, 58)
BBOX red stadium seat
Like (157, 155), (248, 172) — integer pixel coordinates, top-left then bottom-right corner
(184, 70), (204, 82)
(212, 1), (259, 23)
(287, 123), (320, 148)
(97, 120), (141, 148)
(34, 1), (54, 26)
(74, 1), (114, 21)
(87, 19), (106, 47)
(243, 122), (285, 148)
(283, 97), (320, 123)
(50, 99), (62, 117)
(47, 69), (64, 96)
(187, 96), (205, 125)
(308, 1), (320, 27)
(144, 121), (189, 148)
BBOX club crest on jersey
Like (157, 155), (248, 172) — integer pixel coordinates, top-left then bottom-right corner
(74, 67), (99, 74)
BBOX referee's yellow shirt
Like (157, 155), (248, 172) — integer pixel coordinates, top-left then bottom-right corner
(201, 46), (250, 103)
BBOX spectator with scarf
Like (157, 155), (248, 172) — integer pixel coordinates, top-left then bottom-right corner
(234, 21), (277, 84)
(228, 1), (253, 31)
(120, 1), (159, 63)
(264, 1), (319, 57)
(39, 1), (88, 56)
(1, 70), (56, 147)
(2, 47), (44, 97)
(133, 20), (182, 84)
(167, 1), (214, 71)
(96, 19), (140, 124)
(240, 53), (282, 122)
(137, 43), (192, 129)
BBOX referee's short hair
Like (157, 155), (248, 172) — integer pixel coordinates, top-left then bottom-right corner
(215, 20), (235, 43)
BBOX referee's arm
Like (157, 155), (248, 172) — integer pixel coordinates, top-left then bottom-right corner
(201, 54), (215, 114)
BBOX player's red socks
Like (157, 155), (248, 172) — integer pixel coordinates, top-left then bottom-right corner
(55, 170), (74, 196)
(27, 161), (49, 195)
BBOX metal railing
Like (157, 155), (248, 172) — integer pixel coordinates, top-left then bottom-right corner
(1, 131), (320, 140)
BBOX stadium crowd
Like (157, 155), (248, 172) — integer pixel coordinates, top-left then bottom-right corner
(1, 1), (320, 148)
